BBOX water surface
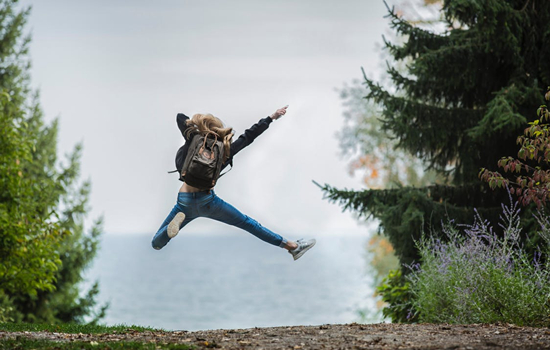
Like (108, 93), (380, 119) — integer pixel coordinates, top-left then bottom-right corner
(85, 231), (375, 331)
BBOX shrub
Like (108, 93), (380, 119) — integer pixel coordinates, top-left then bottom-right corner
(480, 87), (550, 207)
(376, 269), (417, 323)
(408, 193), (550, 326)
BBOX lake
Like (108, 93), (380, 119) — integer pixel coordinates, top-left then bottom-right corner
(84, 231), (378, 331)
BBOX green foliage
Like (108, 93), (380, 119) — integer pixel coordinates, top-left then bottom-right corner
(317, 181), (502, 266)
(0, 2), (64, 307)
(0, 291), (14, 323)
(375, 269), (417, 323)
(324, 1), (550, 323)
(0, 83), (64, 318)
(369, 0), (550, 181)
(410, 200), (550, 326)
(480, 87), (550, 207)
(0, 0), (104, 323)
(0, 322), (161, 334)
(323, 0), (550, 267)
(0, 324), (188, 350)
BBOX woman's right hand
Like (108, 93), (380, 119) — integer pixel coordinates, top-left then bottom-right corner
(270, 105), (288, 121)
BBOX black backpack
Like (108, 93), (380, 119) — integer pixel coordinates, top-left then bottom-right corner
(176, 132), (226, 189)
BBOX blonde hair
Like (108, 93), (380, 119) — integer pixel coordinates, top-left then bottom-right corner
(185, 113), (234, 161)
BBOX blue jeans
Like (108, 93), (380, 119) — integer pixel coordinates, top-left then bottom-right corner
(151, 190), (287, 250)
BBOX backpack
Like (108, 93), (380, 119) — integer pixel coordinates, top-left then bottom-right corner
(178, 132), (226, 189)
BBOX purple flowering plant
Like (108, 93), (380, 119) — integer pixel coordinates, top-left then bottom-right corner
(407, 190), (550, 326)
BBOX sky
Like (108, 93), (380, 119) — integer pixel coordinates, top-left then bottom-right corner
(19, 0), (395, 237)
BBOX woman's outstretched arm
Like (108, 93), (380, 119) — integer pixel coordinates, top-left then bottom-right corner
(225, 105), (289, 164)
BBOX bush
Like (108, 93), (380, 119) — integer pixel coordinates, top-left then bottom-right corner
(409, 193), (550, 326)
(376, 269), (417, 323)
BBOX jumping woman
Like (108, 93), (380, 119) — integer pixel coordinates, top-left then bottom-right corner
(151, 105), (316, 260)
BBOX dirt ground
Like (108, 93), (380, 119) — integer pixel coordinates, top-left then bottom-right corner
(2, 323), (550, 349)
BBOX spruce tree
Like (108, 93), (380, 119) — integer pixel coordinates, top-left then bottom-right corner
(0, 0), (105, 323)
(320, 0), (550, 267)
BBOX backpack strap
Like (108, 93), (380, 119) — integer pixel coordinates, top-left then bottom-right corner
(200, 131), (219, 157)
(218, 160), (232, 178)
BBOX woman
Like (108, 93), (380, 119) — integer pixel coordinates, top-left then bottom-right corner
(151, 105), (316, 261)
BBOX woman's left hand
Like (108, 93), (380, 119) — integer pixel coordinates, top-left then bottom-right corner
(270, 105), (288, 120)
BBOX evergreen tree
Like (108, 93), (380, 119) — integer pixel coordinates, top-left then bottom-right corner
(0, 0), (105, 323)
(320, 0), (550, 267)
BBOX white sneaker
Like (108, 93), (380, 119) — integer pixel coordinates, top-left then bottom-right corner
(289, 238), (316, 261)
(167, 212), (186, 238)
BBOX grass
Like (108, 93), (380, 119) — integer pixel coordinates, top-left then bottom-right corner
(0, 322), (161, 334)
(0, 338), (193, 350)
(0, 323), (194, 350)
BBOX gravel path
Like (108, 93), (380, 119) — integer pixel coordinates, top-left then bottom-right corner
(2, 323), (550, 349)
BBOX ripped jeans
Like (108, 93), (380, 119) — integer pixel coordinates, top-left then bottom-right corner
(151, 190), (287, 250)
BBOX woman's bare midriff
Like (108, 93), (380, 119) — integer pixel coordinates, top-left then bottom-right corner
(179, 182), (213, 193)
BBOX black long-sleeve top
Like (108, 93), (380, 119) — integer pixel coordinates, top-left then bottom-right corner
(174, 113), (273, 181)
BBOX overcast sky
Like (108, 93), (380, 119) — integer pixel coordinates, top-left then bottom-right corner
(19, 0), (394, 237)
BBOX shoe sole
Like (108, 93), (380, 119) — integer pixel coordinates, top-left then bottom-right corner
(293, 239), (316, 261)
(167, 212), (186, 239)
